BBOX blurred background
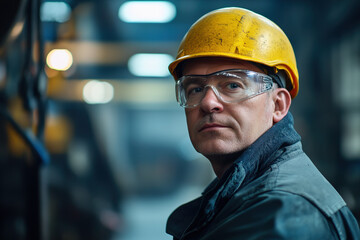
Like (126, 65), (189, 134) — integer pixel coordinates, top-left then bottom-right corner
(0, 0), (359, 239)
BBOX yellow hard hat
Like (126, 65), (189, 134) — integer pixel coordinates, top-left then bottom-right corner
(169, 7), (299, 98)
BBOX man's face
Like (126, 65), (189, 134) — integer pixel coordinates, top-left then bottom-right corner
(182, 57), (276, 160)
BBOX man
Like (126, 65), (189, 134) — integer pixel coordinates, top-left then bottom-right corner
(166, 7), (360, 240)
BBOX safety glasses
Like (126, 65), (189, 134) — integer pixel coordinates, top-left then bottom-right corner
(176, 69), (274, 108)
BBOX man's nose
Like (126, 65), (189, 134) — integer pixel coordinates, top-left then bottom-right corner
(199, 86), (224, 112)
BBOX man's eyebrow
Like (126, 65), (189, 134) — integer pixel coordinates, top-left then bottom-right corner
(182, 77), (206, 86)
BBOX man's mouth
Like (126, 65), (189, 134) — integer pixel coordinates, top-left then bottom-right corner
(199, 123), (227, 132)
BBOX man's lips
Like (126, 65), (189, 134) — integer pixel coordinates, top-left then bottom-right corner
(199, 123), (227, 132)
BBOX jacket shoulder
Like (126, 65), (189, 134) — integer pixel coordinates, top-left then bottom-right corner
(240, 143), (346, 217)
(204, 191), (337, 240)
(272, 150), (346, 217)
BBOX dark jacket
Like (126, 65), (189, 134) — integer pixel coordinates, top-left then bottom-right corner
(166, 113), (360, 240)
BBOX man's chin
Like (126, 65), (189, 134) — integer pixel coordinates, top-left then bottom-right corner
(196, 145), (243, 160)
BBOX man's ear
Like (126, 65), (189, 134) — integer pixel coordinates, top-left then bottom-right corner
(273, 88), (291, 123)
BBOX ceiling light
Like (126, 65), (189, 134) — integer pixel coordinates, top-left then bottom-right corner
(40, 2), (71, 23)
(128, 53), (173, 77)
(83, 80), (114, 104)
(46, 49), (73, 71)
(119, 1), (176, 23)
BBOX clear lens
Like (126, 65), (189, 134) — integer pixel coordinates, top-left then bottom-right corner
(176, 69), (273, 108)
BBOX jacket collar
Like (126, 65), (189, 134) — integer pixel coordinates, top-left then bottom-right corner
(201, 113), (300, 224)
(167, 112), (301, 239)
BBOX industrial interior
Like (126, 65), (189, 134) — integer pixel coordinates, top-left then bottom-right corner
(0, 0), (359, 239)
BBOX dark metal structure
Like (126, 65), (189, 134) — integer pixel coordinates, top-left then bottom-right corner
(0, 0), (48, 239)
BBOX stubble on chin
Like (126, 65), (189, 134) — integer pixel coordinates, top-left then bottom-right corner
(192, 133), (242, 157)
(197, 142), (243, 178)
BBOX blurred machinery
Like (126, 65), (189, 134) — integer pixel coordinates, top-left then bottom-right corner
(0, 0), (49, 239)
(0, 1), (123, 239)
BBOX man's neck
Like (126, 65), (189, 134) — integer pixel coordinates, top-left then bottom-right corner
(207, 151), (243, 178)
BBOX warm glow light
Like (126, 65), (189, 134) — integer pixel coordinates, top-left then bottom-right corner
(41, 2), (71, 22)
(128, 53), (173, 77)
(46, 49), (73, 71)
(10, 22), (25, 39)
(83, 80), (114, 104)
(119, 1), (176, 23)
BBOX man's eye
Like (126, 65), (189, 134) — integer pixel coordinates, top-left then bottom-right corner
(226, 82), (244, 90)
(188, 87), (203, 95)
(228, 83), (240, 89)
